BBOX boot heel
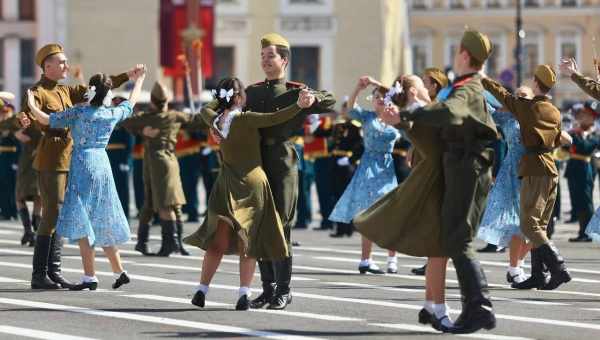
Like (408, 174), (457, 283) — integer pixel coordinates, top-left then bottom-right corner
(69, 281), (98, 291)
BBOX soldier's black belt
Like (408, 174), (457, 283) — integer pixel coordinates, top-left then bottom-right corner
(525, 146), (554, 155)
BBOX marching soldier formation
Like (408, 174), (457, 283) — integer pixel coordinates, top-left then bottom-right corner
(1, 29), (600, 335)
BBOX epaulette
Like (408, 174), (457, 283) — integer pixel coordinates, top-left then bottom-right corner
(286, 81), (306, 89)
(249, 81), (265, 87)
(350, 119), (362, 128)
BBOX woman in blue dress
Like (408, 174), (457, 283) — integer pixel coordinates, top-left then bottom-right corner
(26, 66), (147, 291)
(329, 76), (400, 274)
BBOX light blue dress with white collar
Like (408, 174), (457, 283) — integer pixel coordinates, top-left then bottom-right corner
(52, 101), (134, 246)
(329, 106), (400, 224)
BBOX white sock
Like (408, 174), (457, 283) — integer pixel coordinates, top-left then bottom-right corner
(113, 271), (126, 280)
(508, 266), (521, 276)
(359, 259), (370, 267)
(433, 303), (453, 327)
(239, 286), (251, 297)
(82, 275), (98, 283)
(518, 259), (526, 268)
(196, 283), (209, 295)
(424, 300), (434, 313)
(387, 256), (397, 264)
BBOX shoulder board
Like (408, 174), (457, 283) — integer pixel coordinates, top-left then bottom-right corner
(350, 120), (362, 128)
(286, 81), (306, 89)
(248, 81), (265, 88)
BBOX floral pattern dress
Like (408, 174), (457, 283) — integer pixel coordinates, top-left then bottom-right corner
(329, 107), (400, 224)
(477, 110), (525, 247)
(52, 101), (133, 246)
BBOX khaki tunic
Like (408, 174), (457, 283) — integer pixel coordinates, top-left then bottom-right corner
(355, 123), (446, 257)
(482, 77), (561, 177)
(184, 104), (303, 259)
(571, 73), (600, 100)
(0, 116), (42, 200)
(120, 109), (204, 210)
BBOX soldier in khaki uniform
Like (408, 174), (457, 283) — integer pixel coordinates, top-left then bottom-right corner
(482, 65), (571, 291)
(244, 33), (335, 310)
(384, 30), (498, 334)
(19, 44), (137, 289)
(120, 82), (206, 257)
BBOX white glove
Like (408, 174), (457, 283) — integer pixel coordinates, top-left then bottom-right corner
(201, 147), (212, 156)
(337, 156), (350, 166)
(307, 114), (320, 133)
(11, 164), (18, 171)
(119, 164), (130, 172)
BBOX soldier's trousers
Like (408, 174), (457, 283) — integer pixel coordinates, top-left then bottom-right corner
(520, 176), (558, 248)
(314, 158), (335, 227)
(179, 154), (200, 218)
(133, 159), (145, 213)
(37, 171), (68, 236)
(440, 152), (493, 258)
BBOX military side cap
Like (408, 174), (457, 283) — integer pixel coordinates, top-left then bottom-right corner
(35, 43), (64, 66)
(460, 30), (492, 64)
(423, 68), (449, 88)
(261, 33), (290, 49)
(151, 82), (169, 103)
(534, 64), (557, 89)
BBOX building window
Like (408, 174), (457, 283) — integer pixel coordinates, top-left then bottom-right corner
(205, 47), (235, 89)
(447, 0), (468, 9)
(556, 30), (580, 77)
(412, 35), (431, 75)
(290, 47), (320, 89)
(445, 36), (461, 70)
(289, 0), (323, 3)
(20, 39), (36, 95)
(485, 0), (505, 7)
(524, 0), (540, 7)
(410, 0), (430, 9)
(485, 36), (504, 79)
(280, 0), (333, 14)
(522, 32), (541, 79)
(560, 0), (578, 6)
(19, 0), (35, 21)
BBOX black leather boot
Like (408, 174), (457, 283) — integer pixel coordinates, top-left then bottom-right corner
(268, 257), (293, 310)
(448, 255), (496, 334)
(512, 247), (547, 289)
(176, 220), (190, 256)
(47, 233), (76, 289)
(411, 264), (427, 276)
(156, 220), (179, 257)
(539, 243), (571, 290)
(31, 235), (60, 289)
(250, 261), (275, 309)
(19, 208), (35, 247)
(134, 223), (154, 255)
(32, 215), (41, 232)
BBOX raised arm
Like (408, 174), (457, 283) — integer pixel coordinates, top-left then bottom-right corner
(26, 90), (50, 125)
(67, 65), (142, 104)
(481, 77), (522, 118)
(561, 57), (600, 100)
(237, 103), (302, 128)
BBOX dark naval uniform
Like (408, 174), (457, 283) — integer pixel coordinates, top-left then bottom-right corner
(0, 128), (18, 220)
(132, 136), (145, 215)
(309, 116), (335, 230)
(107, 126), (133, 219)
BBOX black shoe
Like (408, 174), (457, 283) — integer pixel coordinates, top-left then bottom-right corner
(134, 242), (155, 256)
(21, 231), (35, 247)
(69, 281), (98, 291)
(476, 244), (505, 253)
(358, 263), (385, 274)
(431, 315), (453, 332)
(411, 265), (427, 276)
(294, 224), (308, 229)
(47, 234), (76, 289)
(235, 295), (250, 311)
(191, 290), (205, 308)
(267, 293), (292, 310)
(418, 308), (433, 325)
(448, 303), (495, 334)
(249, 291), (272, 309)
(329, 231), (346, 238)
(568, 236), (592, 242)
(506, 271), (521, 284)
(538, 243), (572, 290)
(135, 223), (154, 256)
(313, 225), (333, 231)
(112, 272), (130, 289)
(511, 248), (547, 289)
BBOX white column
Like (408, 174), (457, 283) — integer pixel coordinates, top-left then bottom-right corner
(4, 38), (21, 109)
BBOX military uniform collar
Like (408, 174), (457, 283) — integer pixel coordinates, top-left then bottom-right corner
(453, 72), (478, 84)
(265, 78), (286, 86)
(39, 75), (58, 89)
(533, 95), (551, 102)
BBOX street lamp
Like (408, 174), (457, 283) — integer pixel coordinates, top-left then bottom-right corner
(515, 0), (524, 87)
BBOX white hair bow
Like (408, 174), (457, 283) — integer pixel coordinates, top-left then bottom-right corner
(384, 81), (403, 107)
(220, 88), (235, 102)
(84, 86), (97, 104)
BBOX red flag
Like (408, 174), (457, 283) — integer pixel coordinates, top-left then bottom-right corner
(160, 0), (214, 78)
